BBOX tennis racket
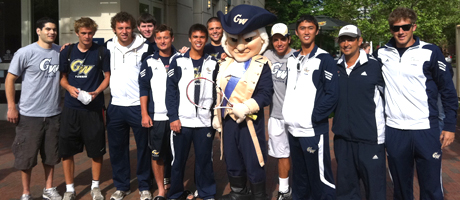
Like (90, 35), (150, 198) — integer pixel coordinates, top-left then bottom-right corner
(186, 77), (232, 110)
(186, 77), (257, 120)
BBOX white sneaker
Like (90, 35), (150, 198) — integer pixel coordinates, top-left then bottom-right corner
(139, 190), (152, 200)
(91, 187), (104, 200)
(110, 190), (130, 200)
(20, 194), (32, 200)
(62, 192), (76, 200)
(43, 187), (62, 200)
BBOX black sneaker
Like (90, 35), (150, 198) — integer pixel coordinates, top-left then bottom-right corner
(276, 187), (292, 200)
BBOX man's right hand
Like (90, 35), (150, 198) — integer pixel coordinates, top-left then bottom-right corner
(142, 114), (153, 128)
(7, 107), (19, 124)
(170, 120), (182, 133)
(66, 86), (80, 98)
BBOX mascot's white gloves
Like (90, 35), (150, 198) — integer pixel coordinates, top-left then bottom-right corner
(212, 115), (222, 132)
(233, 103), (250, 123)
(77, 89), (92, 105)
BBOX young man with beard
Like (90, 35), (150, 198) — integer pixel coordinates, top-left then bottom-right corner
(203, 17), (225, 60)
(165, 24), (218, 200)
(262, 23), (295, 200)
(283, 14), (338, 200)
(333, 25), (385, 200)
(105, 11), (153, 200)
(139, 24), (179, 200)
(373, 7), (457, 199)
(6, 17), (62, 200)
(58, 17), (110, 200)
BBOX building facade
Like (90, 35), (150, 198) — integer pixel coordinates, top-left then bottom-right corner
(0, 0), (265, 120)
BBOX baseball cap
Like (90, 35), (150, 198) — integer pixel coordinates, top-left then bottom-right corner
(217, 4), (277, 35)
(271, 23), (289, 37)
(338, 25), (361, 38)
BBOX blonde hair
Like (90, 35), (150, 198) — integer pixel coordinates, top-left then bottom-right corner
(74, 17), (98, 33)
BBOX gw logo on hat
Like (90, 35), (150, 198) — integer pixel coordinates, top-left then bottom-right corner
(218, 4), (276, 35)
(233, 14), (248, 25)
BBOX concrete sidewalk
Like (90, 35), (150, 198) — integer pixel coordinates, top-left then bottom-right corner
(1, 108), (460, 200)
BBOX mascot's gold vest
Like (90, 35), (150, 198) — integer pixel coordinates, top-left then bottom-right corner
(216, 55), (271, 167)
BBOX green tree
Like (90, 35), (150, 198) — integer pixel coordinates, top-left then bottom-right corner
(322, 0), (460, 48)
(265, 0), (325, 49)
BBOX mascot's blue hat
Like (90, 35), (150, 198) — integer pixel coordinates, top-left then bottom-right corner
(217, 4), (277, 35)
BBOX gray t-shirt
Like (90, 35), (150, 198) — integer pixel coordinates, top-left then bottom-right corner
(8, 42), (61, 117)
(263, 48), (296, 119)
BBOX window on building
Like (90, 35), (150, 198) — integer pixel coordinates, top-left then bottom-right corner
(32, 0), (59, 44)
(0, 0), (21, 63)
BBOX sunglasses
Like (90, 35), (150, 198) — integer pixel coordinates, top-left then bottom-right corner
(390, 24), (413, 32)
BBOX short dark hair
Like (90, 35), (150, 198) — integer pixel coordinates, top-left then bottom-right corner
(361, 42), (370, 49)
(388, 7), (417, 25)
(154, 24), (174, 37)
(188, 23), (208, 39)
(111, 12), (136, 30)
(36, 17), (57, 30)
(206, 17), (220, 27)
(137, 13), (157, 27)
(296, 14), (319, 31)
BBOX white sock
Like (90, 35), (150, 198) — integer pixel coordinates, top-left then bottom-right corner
(22, 194), (31, 197)
(91, 180), (100, 190)
(279, 177), (289, 193)
(66, 183), (75, 193)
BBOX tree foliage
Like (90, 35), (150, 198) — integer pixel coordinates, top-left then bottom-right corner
(266, 0), (325, 49)
(266, 0), (460, 50)
(322, 0), (460, 47)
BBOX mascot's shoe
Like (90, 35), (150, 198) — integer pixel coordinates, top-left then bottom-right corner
(220, 176), (252, 200)
(250, 181), (268, 200)
(168, 190), (193, 200)
(220, 191), (252, 200)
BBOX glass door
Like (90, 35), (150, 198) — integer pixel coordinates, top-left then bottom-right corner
(139, 0), (164, 24)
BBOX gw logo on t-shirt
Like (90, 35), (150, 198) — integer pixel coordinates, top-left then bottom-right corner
(70, 59), (94, 78)
(40, 58), (59, 74)
(271, 62), (287, 80)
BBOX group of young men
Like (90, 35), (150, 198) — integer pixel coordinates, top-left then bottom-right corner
(5, 5), (457, 200)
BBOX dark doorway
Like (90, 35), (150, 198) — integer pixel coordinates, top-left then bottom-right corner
(32, 0), (59, 44)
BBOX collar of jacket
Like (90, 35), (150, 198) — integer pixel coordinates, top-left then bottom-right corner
(151, 45), (178, 59)
(291, 44), (319, 59)
(337, 49), (369, 68)
(111, 33), (146, 53)
(385, 35), (420, 49)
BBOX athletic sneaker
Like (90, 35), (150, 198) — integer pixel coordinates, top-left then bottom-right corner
(276, 187), (292, 200)
(43, 187), (62, 200)
(139, 190), (152, 200)
(110, 190), (130, 200)
(91, 187), (104, 200)
(153, 196), (166, 200)
(20, 194), (32, 200)
(62, 192), (76, 200)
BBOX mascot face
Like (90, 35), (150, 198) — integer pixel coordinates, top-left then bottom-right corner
(217, 4), (276, 62)
(225, 30), (263, 62)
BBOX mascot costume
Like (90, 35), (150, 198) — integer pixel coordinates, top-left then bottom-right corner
(213, 4), (276, 200)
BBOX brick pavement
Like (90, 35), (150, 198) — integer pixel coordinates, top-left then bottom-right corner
(1, 107), (460, 200)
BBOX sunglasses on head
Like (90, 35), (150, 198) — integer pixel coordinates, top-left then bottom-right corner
(390, 24), (412, 32)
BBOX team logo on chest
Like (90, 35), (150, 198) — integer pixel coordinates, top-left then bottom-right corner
(271, 62), (287, 80)
(70, 59), (94, 78)
(39, 58), (59, 78)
